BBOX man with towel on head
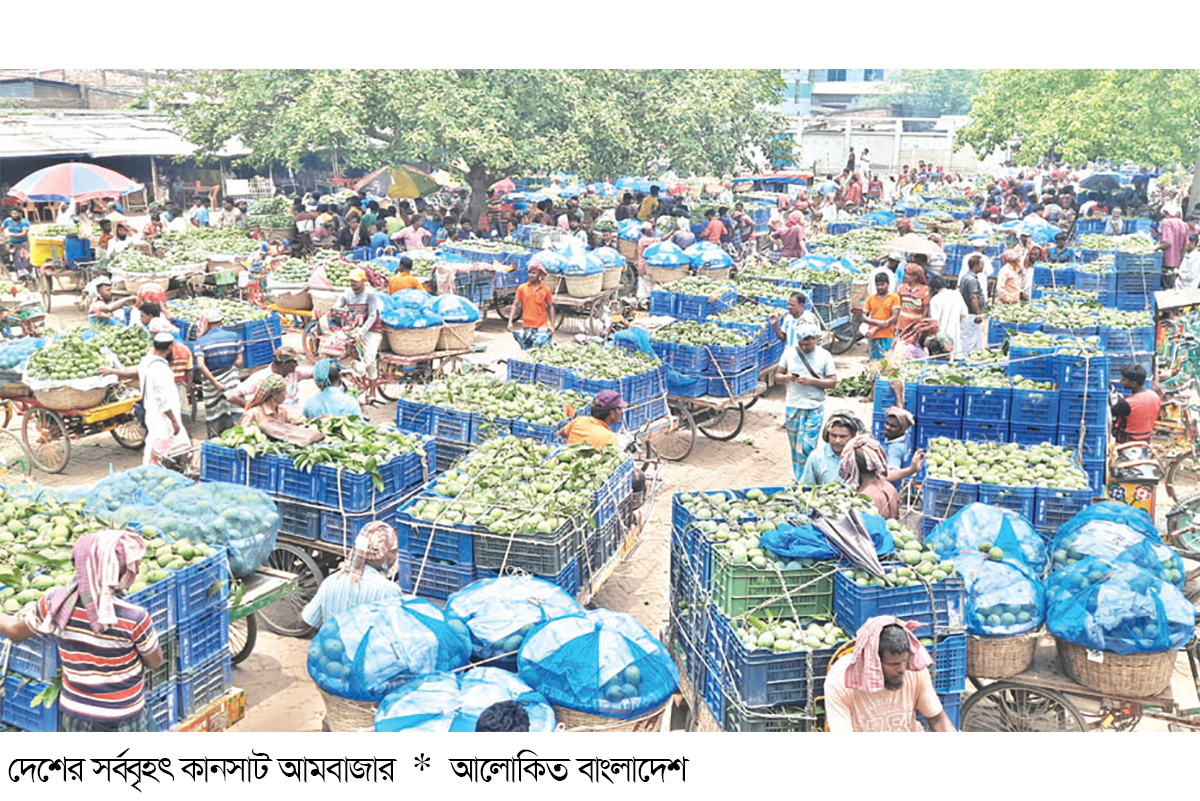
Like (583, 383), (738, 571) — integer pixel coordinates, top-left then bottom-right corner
(824, 616), (956, 732)
(301, 522), (403, 629)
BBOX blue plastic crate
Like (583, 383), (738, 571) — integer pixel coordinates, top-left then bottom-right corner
(917, 384), (965, 420)
(925, 632), (967, 695)
(962, 421), (1009, 443)
(433, 438), (472, 473)
(1006, 347), (1056, 383)
(1010, 423), (1058, 447)
(623, 395), (669, 429)
(648, 291), (676, 317)
(1079, 248), (1112, 264)
(1058, 390), (1108, 428)
(666, 343), (710, 375)
(428, 406), (474, 444)
(759, 340), (784, 370)
(476, 557), (580, 600)
(148, 680), (178, 732)
(1045, 324), (1099, 339)
(494, 265), (528, 289)
(977, 484), (1037, 522)
(243, 338), (277, 369)
(395, 398), (434, 435)
(704, 342), (757, 376)
(705, 610), (838, 707)
(1056, 425), (1107, 461)
(988, 320), (1018, 347)
(1034, 486), (1095, 530)
(399, 515), (474, 566)
(1115, 250), (1163, 273)
(676, 291), (735, 322)
(1108, 351), (1153, 378)
(921, 516), (938, 540)
(321, 502), (403, 549)
(472, 514), (581, 576)
(1075, 218), (1107, 236)
(177, 654), (233, 718)
(1101, 325), (1155, 354)
(174, 547), (231, 621)
(0, 674), (57, 731)
(398, 553), (475, 601)
(706, 368), (757, 398)
(622, 366), (666, 405)
(921, 477), (979, 520)
(129, 573), (177, 633)
(0, 634), (58, 682)
(873, 378), (918, 414)
(277, 461), (320, 502)
(199, 441), (244, 484)
(1010, 388), (1059, 426)
(177, 606), (230, 672)
(1054, 353), (1109, 393)
(1105, 291), (1156, 313)
(1033, 264), (1076, 288)
(1084, 459), (1107, 497)
(1114, 271), (1160, 293)
(918, 691), (962, 730)
(534, 363), (571, 391)
(916, 419), (961, 451)
(832, 571), (966, 635)
(276, 499), (322, 541)
(962, 385), (1012, 423)
(872, 412), (887, 443)
(1074, 270), (1116, 293)
(507, 359), (537, 384)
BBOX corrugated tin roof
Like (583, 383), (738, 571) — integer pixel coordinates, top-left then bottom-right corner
(0, 113), (248, 159)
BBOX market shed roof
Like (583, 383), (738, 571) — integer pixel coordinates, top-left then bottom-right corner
(0, 113), (248, 159)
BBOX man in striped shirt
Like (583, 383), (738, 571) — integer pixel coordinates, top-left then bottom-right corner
(302, 522), (403, 629)
(0, 530), (163, 732)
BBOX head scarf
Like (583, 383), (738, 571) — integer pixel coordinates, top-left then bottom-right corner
(838, 433), (889, 487)
(927, 233), (943, 247)
(35, 530), (147, 635)
(343, 521), (398, 584)
(778, 196), (789, 211)
(904, 263), (926, 284)
(885, 406), (914, 433)
(928, 334), (955, 354)
(137, 283), (171, 321)
(314, 358), (335, 390)
(248, 372), (287, 410)
(1001, 248), (1021, 266)
(786, 211), (804, 227)
(529, 263), (548, 280)
(899, 316), (939, 344)
(843, 616), (933, 692)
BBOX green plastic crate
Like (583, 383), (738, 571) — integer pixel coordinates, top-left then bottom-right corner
(723, 704), (816, 732)
(710, 550), (835, 619)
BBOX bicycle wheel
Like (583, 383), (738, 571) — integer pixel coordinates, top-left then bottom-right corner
(376, 365), (405, 402)
(37, 270), (51, 314)
(257, 543), (322, 638)
(22, 406), (70, 474)
(0, 399), (13, 429)
(694, 403), (746, 441)
(0, 428), (31, 485)
(649, 401), (696, 462)
(960, 683), (1087, 732)
(230, 612), (258, 665)
(1167, 452), (1200, 503)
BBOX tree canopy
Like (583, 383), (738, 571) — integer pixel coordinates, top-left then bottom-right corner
(879, 69), (983, 118)
(157, 69), (785, 218)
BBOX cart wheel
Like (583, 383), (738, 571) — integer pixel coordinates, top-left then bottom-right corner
(258, 543), (323, 638)
(585, 300), (606, 335)
(0, 399), (13, 429)
(0, 428), (31, 485)
(302, 321), (322, 364)
(960, 682), (1087, 732)
(37, 271), (51, 315)
(694, 403), (746, 441)
(649, 401), (696, 462)
(828, 326), (860, 356)
(493, 292), (514, 321)
(1166, 452), (1200, 503)
(376, 366), (404, 402)
(22, 406), (70, 474)
(111, 420), (147, 450)
(230, 612), (258, 665)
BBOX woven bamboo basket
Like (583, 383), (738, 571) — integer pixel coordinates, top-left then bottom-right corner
(698, 267), (731, 282)
(966, 628), (1042, 680)
(552, 703), (667, 733)
(272, 288), (312, 311)
(34, 384), (109, 411)
(309, 289), (341, 316)
(565, 272), (604, 298)
(850, 281), (870, 309)
(386, 325), (441, 357)
(601, 267), (624, 291)
(1055, 638), (1177, 697)
(617, 239), (638, 262)
(647, 265), (687, 285)
(545, 274), (564, 295)
(318, 688), (378, 732)
(436, 321), (476, 351)
(0, 382), (31, 399)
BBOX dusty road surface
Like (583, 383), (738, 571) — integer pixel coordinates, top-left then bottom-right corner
(25, 299), (1194, 732)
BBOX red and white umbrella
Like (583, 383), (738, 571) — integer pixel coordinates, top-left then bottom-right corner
(8, 163), (143, 203)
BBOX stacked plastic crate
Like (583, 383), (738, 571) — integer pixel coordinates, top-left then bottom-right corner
(506, 352), (669, 431)
(649, 325), (758, 400)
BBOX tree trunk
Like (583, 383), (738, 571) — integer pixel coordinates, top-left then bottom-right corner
(466, 164), (493, 228)
(1188, 150), (1200, 217)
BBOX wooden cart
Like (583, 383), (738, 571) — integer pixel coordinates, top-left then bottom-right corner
(228, 566), (299, 665)
(647, 381), (767, 462)
(1, 394), (146, 474)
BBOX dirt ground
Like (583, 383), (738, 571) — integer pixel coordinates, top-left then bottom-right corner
(30, 299), (1193, 732)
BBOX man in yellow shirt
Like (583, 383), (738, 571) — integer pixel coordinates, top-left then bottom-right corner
(388, 256), (427, 294)
(636, 186), (660, 223)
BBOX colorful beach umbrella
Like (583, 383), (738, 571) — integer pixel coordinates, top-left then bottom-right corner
(355, 165), (442, 199)
(8, 163), (143, 203)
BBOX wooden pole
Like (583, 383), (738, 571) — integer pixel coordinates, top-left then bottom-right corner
(150, 157), (159, 205)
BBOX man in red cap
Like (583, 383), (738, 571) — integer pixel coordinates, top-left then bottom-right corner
(508, 262), (556, 350)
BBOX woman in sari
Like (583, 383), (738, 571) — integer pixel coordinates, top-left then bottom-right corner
(896, 262), (931, 334)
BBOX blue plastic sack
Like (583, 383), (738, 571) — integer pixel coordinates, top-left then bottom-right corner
(431, 295), (481, 324)
(557, 239), (595, 274)
(758, 513), (893, 560)
(308, 598), (472, 702)
(587, 247), (626, 269)
(390, 289), (435, 311)
(617, 219), (643, 241)
(445, 575), (584, 666)
(382, 307), (443, 330)
(518, 609), (678, 719)
(927, 502), (1048, 573)
(156, 482), (280, 577)
(85, 466), (195, 523)
(954, 551), (1045, 636)
(1046, 557), (1197, 654)
(861, 210), (897, 227)
(374, 667), (555, 732)
(1050, 520), (1184, 588)
(613, 328), (654, 356)
(684, 242), (732, 269)
(666, 368), (706, 397)
(531, 250), (569, 274)
(643, 242), (690, 267)
(0, 337), (43, 372)
(1056, 501), (1158, 542)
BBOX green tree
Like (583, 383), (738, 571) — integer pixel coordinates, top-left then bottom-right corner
(956, 69), (1200, 208)
(157, 69), (785, 220)
(879, 69), (983, 117)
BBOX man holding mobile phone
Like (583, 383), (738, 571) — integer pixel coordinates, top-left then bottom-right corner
(775, 325), (838, 482)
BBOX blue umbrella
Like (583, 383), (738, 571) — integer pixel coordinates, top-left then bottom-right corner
(643, 241), (690, 267)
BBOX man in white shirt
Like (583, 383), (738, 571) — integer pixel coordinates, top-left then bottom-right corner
(133, 333), (189, 465)
(769, 291), (820, 349)
(958, 236), (994, 280)
(776, 325), (838, 482)
(1176, 234), (1200, 290)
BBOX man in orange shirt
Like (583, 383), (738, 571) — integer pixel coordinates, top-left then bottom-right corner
(862, 272), (901, 361)
(1111, 363), (1161, 444)
(508, 262), (557, 350)
(700, 209), (726, 245)
(561, 389), (624, 448)
(387, 256), (427, 294)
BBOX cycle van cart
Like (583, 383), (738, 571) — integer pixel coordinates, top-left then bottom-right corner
(1, 393), (146, 474)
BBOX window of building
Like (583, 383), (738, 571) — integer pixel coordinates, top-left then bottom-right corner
(825, 69), (847, 82)
(863, 69), (885, 82)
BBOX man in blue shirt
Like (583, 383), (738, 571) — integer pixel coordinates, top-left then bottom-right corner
(188, 196), (210, 227)
(368, 223), (391, 253)
(193, 312), (243, 437)
(2, 209), (32, 280)
(1047, 231), (1075, 263)
(799, 412), (861, 486)
(882, 383), (925, 487)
